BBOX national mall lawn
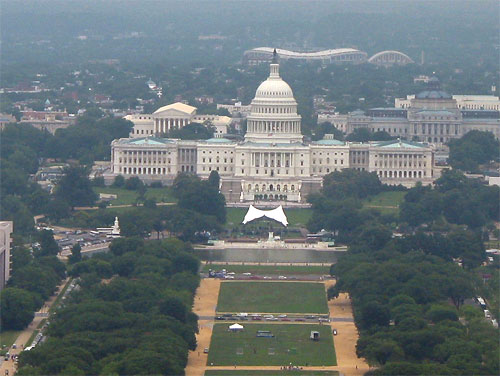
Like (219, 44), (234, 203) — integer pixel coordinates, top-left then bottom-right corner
(216, 281), (328, 314)
(207, 323), (336, 366)
(204, 370), (339, 375)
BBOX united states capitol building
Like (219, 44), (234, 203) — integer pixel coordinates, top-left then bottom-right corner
(109, 54), (437, 204)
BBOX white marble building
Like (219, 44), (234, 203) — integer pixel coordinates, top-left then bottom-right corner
(323, 78), (500, 143)
(110, 55), (436, 203)
(126, 102), (232, 138)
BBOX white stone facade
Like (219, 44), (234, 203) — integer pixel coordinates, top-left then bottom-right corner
(110, 59), (437, 203)
(325, 93), (499, 144)
(0, 221), (13, 291)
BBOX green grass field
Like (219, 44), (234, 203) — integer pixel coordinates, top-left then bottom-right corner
(226, 208), (313, 227)
(93, 186), (176, 206)
(207, 323), (336, 366)
(202, 264), (331, 275)
(217, 282), (328, 314)
(362, 191), (406, 215)
(0, 330), (21, 352)
(205, 371), (339, 376)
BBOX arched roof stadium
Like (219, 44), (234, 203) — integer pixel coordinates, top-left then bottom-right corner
(368, 50), (414, 65)
(244, 47), (367, 64)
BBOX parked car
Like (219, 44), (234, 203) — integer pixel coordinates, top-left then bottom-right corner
(333, 329), (338, 335)
(203, 348), (209, 354)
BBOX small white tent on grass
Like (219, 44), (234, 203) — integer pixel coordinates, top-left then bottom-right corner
(242, 205), (288, 227)
(229, 323), (244, 332)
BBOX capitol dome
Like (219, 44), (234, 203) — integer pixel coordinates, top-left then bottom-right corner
(255, 78), (294, 99)
(245, 50), (303, 144)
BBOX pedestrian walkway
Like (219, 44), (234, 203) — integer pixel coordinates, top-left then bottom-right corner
(325, 280), (370, 376)
(0, 278), (70, 376)
(185, 279), (221, 376)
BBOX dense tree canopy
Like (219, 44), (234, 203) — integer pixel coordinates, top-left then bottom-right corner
(173, 173), (226, 223)
(166, 122), (213, 140)
(17, 238), (200, 375)
(54, 166), (98, 209)
(448, 130), (500, 172)
(400, 170), (499, 229)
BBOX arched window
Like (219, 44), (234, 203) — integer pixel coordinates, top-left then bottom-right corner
(291, 185), (295, 191)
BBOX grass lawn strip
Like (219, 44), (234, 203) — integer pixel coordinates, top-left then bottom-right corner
(207, 323), (336, 366)
(204, 371), (339, 375)
(217, 281), (328, 314)
(362, 191), (406, 214)
(202, 264), (331, 276)
(0, 330), (21, 353)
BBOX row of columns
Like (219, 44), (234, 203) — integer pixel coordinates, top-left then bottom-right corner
(154, 118), (189, 134)
(252, 152), (293, 168)
(250, 120), (300, 133)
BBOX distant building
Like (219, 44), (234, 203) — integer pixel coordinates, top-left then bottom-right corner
(19, 110), (75, 134)
(244, 47), (413, 67)
(244, 47), (368, 65)
(325, 78), (500, 143)
(217, 102), (252, 117)
(0, 113), (17, 129)
(0, 221), (13, 291)
(35, 165), (67, 182)
(126, 103), (233, 138)
(109, 57), (438, 204)
(367, 50), (414, 66)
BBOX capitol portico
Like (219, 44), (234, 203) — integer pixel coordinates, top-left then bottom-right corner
(110, 52), (437, 204)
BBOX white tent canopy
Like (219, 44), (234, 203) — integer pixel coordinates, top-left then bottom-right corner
(242, 205), (288, 227)
(229, 323), (244, 331)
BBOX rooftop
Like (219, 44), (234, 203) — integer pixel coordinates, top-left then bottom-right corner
(375, 139), (427, 149)
(153, 102), (197, 115)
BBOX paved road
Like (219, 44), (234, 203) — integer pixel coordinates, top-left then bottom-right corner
(0, 278), (70, 376)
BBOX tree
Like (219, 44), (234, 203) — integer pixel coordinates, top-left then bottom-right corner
(38, 230), (59, 256)
(208, 170), (220, 189)
(167, 122), (213, 140)
(321, 169), (383, 200)
(426, 305), (459, 323)
(363, 339), (404, 365)
(359, 301), (390, 329)
(173, 174), (226, 223)
(69, 243), (82, 264)
(113, 175), (125, 187)
(448, 130), (500, 171)
(0, 287), (36, 330)
(124, 176), (144, 191)
(346, 128), (393, 142)
(312, 122), (344, 141)
(55, 166), (98, 209)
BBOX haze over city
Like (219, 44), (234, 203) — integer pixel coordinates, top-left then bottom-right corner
(0, 1), (499, 375)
